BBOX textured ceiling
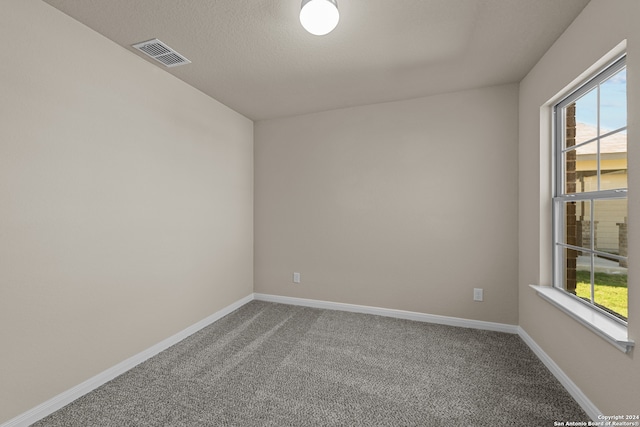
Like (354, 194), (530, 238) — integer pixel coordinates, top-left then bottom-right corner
(42, 0), (589, 120)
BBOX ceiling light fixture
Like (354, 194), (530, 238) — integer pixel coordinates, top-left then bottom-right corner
(300, 0), (339, 36)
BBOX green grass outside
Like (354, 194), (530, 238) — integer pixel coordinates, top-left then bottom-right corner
(575, 270), (628, 319)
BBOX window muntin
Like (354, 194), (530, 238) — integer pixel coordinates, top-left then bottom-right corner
(553, 56), (628, 323)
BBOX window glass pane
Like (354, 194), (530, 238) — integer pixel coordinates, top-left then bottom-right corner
(594, 199), (627, 255)
(574, 254), (591, 301)
(600, 68), (627, 132)
(599, 131), (627, 190)
(570, 142), (598, 193)
(564, 147), (578, 194)
(574, 88), (598, 144)
(563, 247), (589, 296)
(564, 103), (577, 150)
(563, 200), (591, 250)
(593, 254), (627, 320)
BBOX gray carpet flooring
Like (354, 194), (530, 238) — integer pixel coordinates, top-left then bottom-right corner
(33, 300), (588, 426)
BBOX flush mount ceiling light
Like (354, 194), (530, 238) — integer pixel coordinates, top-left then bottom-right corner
(300, 0), (339, 36)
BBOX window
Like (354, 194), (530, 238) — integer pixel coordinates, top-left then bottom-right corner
(553, 55), (628, 323)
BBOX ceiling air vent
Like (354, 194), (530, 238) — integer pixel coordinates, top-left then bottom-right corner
(132, 39), (191, 68)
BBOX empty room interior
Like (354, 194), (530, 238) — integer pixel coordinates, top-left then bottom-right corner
(1, 0), (639, 425)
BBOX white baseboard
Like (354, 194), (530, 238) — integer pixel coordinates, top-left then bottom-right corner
(1, 294), (254, 427)
(517, 326), (601, 421)
(253, 293), (519, 334)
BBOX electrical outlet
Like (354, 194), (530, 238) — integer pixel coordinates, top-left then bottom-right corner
(473, 288), (483, 301)
(293, 272), (301, 284)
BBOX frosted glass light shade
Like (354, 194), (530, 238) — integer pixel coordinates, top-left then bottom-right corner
(300, 0), (339, 36)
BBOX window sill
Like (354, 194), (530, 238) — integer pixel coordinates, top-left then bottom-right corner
(529, 285), (634, 353)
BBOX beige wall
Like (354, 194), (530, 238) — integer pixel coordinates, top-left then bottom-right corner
(0, 1), (253, 422)
(255, 84), (519, 325)
(519, 0), (639, 415)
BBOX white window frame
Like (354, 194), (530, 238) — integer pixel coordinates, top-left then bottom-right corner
(531, 53), (633, 353)
(552, 55), (628, 324)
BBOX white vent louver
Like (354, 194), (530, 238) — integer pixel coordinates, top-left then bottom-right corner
(132, 39), (191, 68)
